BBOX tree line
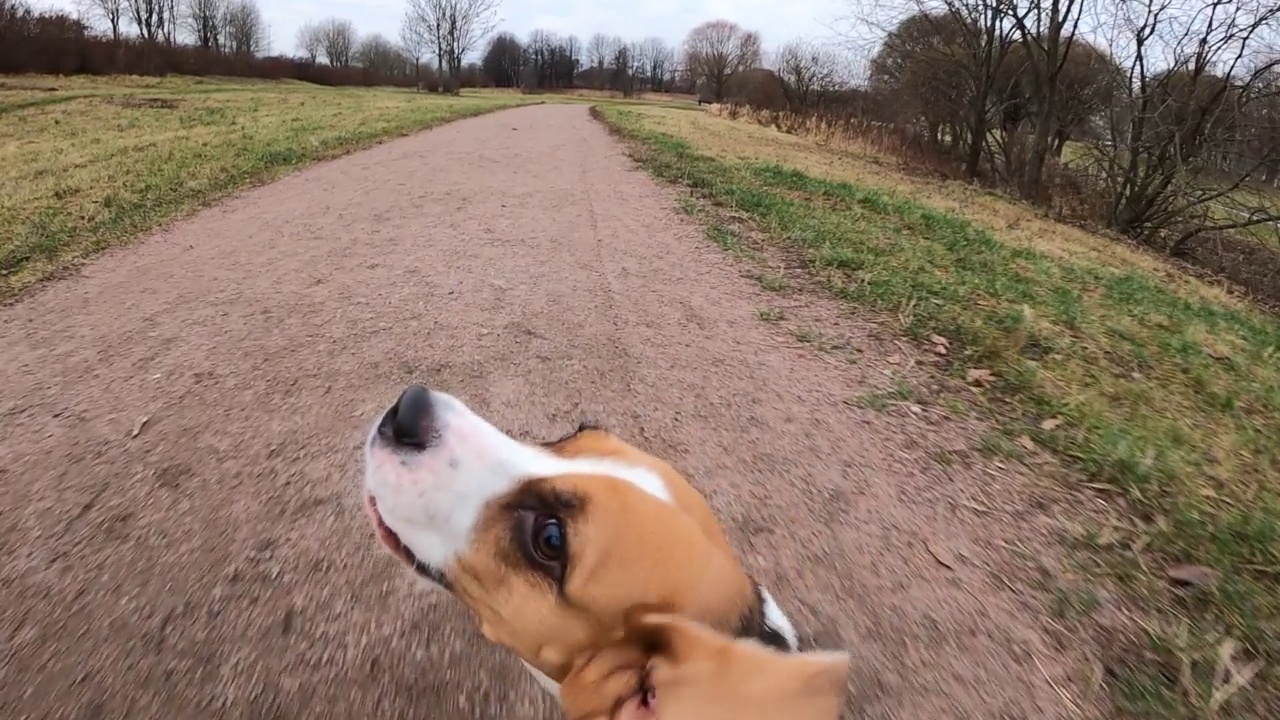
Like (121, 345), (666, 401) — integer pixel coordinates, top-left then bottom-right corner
(2, 0), (843, 104)
(809, 0), (1280, 301)
(0, 0), (413, 85)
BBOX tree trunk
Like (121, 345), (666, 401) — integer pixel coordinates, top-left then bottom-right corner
(964, 104), (988, 179)
(1021, 103), (1055, 202)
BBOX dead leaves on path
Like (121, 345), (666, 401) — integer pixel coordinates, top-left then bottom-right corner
(1165, 564), (1219, 590)
(926, 540), (958, 570)
(929, 334), (950, 356)
(965, 368), (994, 385)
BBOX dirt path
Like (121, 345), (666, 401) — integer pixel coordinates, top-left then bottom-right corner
(0, 104), (1088, 720)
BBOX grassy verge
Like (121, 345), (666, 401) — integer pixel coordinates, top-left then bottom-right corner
(0, 74), (529, 301)
(594, 104), (1279, 718)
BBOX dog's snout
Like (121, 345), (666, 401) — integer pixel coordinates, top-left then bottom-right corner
(378, 384), (435, 449)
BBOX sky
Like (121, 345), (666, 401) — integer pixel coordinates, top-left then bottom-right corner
(41, 0), (855, 59)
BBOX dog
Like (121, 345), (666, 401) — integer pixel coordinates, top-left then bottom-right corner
(361, 384), (802, 698)
(559, 610), (850, 720)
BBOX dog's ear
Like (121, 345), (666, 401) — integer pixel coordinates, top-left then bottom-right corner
(559, 610), (850, 720)
(559, 635), (648, 720)
(559, 605), (668, 720)
(629, 612), (850, 720)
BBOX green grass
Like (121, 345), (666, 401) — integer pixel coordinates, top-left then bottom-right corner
(595, 104), (1280, 718)
(0, 74), (529, 300)
(849, 382), (916, 411)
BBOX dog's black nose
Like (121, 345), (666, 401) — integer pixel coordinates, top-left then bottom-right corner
(378, 384), (435, 449)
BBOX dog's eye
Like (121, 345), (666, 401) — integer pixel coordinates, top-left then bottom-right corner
(514, 511), (568, 584)
(531, 515), (565, 562)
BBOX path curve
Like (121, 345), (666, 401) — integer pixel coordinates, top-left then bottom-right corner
(1, 104), (1082, 720)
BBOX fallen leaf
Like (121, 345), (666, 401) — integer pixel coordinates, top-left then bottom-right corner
(1016, 434), (1037, 452)
(886, 354), (902, 365)
(1165, 564), (1219, 589)
(965, 368), (994, 385)
(1093, 526), (1121, 547)
(931, 344), (948, 356)
(130, 416), (150, 439)
(926, 541), (957, 569)
(1039, 417), (1063, 431)
(1203, 343), (1230, 360)
(929, 334), (950, 348)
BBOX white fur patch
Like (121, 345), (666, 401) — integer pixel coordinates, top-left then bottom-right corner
(363, 389), (671, 577)
(521, 659), (562, 698)
(759, 586), (800, 650)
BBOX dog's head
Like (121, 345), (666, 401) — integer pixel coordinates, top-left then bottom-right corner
(560, 611), (850, 720)
(362, 385), (798, 685)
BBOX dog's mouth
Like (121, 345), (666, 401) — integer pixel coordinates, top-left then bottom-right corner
(618, 673), (658, 719)
(365, 495), (452, 590)
(639, 675), (657, 711)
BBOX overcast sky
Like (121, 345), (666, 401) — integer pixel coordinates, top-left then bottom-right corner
(40, 0), (853, 58)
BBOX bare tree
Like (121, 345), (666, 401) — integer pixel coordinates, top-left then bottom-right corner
(399, 10), (429, 83)
(316, 16), (357, 67)
(1249, 67), (1280, 187)
(865, 3), (1018, 178)
(296, 20), (321, 63)
(522, 29), (552, 88)
(403, 0), (500, 85)
(357, 32), (410, 76)
(519, 30), (577, 89)
(182, 0), (223, 50)
(586, 32), (610, 87)
(607, 37), (635, 96)
(161, 0), (176, 43)
(1082, 0), (1280, 252)
(682, 19), (763, 102)
(481, 30), (521, 86)
(640, 37), (674, 92)
(221, 0), (263, 56)
(564, 33), (581, 82)
(999, 0), (1089, 201)
(75, 0), (125, 41)
(774, 37), (847, 109)
(126, 0), (167, 42)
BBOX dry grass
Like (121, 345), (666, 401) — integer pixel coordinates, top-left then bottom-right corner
(694, 106), (1256, 310)
(0, 74), (528, 301)
(596, 104), (1280, 719)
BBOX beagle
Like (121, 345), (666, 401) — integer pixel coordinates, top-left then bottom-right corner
(361, 384), (801, 698)
(559, 610), (850, 720)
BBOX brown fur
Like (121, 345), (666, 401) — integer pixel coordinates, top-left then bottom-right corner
(450, 428), (758, 682)
(560, 612), (850, 720)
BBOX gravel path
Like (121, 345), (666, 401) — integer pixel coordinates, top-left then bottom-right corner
(0, 104), (1085, 720)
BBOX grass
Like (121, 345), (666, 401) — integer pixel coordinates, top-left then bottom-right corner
(0, 74), (529, 300)
(594, 104), (1280, 718)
